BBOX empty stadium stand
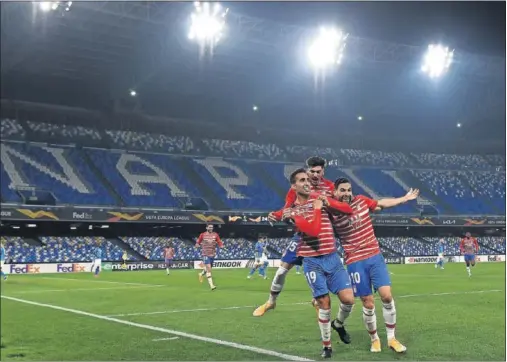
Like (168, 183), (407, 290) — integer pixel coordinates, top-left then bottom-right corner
(0, 119), (505, 214)
(2, 236), (504, 264)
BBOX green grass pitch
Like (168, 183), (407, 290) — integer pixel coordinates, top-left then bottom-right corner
(1, 263), (505, 361)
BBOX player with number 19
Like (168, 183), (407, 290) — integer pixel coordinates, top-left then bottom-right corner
(255, 156), (336, 317)
(285, 169), (356, 358)
(332, 178), (419, 354)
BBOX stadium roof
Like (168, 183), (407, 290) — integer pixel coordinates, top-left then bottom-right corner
(1, 2), (505, 143)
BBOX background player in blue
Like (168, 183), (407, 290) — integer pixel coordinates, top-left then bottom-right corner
(0, 242), (7, 281)
(91, 244), (103, 277)
(248, 237), (268, 279)
(435, 239), (445, 269)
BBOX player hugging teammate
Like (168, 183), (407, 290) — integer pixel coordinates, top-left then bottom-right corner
(255, 156), (420, 357)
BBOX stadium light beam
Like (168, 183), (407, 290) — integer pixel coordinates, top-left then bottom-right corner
(421, 44), (454, 78)
(307, 27), (347, 70)
(188, 2), (229, 45)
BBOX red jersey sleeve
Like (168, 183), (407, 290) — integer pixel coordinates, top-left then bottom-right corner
(459, 239), (465, 253)
(326, 197), (354, 214)
(473, 238), (479, 252)
(271, 188), (297, 220)
(215, 234), (224, 247)
(196, 233), (204, 245)
(293, 208), (322, 238)
(356, 195), (378, 211)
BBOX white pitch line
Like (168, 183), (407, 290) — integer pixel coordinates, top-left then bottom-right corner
(153, 337), (179, 341)
(41, 276), (164, 287)
(108, 302), (311, 317)
(107, 289), (503, 317)
(1, 296), (313, 362)
(396, 289), (502, 299)
(5, 285), (164, 295)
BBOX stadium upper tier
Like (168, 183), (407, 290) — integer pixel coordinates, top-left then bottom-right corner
(2, 236), (504, 263)
(1, 118), (505, 214)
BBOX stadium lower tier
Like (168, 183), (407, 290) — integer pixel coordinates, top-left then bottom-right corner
(2, 236), (504, 263)
(1, 141), (505, 214)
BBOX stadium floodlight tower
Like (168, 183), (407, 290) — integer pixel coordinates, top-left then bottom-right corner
(421, 44), (454, 78)
(307, 27), (347, 70)
(188, 2), (229, 56)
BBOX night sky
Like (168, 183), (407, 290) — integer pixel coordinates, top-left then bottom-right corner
(236, 1), (505, 56)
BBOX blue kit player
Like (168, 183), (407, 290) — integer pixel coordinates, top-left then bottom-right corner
(435, 239), (445, 269)
(248, 237), (269, 279)
(1, 242), (7, 281)
(91, 243), (102, 277)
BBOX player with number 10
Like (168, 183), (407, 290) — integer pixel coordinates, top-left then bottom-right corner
(332, 178), (419, 353)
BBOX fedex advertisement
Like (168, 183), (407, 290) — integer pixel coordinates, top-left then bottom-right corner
(9, 264), (41, 274)
(56, 263), (89, 273)
(7, 263), (92, 274)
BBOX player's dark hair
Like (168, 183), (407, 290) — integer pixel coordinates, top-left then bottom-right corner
(290, 168), (307, 184)
(334, 177), (351, 190)
(306, 156), (327, 169)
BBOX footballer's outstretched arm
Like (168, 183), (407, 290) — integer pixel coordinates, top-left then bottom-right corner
(321, 196), (354, 214)
(375, 188), (420, 212)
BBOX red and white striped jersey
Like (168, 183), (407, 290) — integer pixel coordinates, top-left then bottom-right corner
(196, 232), (223, 257)
(272, 178), (334, 220)
(164, 247), (175, 259)
(460, 237), (479, 254)
(332, 195), (380, 265)
(292, 192), (336, 257)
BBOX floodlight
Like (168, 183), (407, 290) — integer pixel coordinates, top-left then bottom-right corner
(308, 27), (347, 69)
(457, 123), (462, 128)
(188, 2), (229, 45)
(252, 105), (258, 111)
(130, 90), (137, 97)
(39, 2), (52, 11)
(421, 44), (454, 78)
(35, 1), (73, 13)
(357, 116), (363, 121)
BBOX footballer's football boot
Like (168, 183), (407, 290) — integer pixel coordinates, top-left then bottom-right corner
(370, 338), (381, 353)
(388, 338), (407, 353)
(321, 347), (332, 358)
(331, 320), (351, 344)
(252, 302), (275, 317)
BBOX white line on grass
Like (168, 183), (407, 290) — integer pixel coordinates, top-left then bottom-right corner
(1, 295), (313, 362)
(153, 337), (179, 341)
(6, 285), (164, 295)
(107, 289), (503, 317)
(41, 277), (164, 287)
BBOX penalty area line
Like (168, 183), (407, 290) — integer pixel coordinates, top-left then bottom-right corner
(1, 295), (313, 362)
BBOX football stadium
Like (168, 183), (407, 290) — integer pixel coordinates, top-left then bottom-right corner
(0, 2), (505, 361)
